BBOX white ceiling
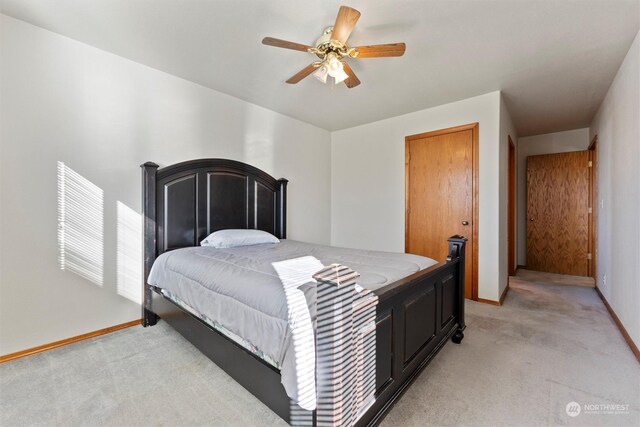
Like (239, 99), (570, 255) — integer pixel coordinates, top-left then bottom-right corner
(1, 0), (638, 136)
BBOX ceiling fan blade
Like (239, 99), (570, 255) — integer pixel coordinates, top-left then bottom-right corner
(342, 63), (361, 88)
(262, 37), (313, 53)
(331, 6), (361, 45)
(286, 64), (318, 84)
(352, 43), (406, 58)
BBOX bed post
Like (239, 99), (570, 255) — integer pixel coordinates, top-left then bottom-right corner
(447, 235), (467, 343)
(141, 162), (159, 327)
(277, 178), (288, 239)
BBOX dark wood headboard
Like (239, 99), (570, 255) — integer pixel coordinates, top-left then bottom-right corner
(141, 158), (288, 316)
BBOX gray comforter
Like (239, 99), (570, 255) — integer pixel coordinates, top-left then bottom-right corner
(147, 239), (437, 404)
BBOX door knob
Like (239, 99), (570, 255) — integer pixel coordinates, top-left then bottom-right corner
(461, 220), (469, 226)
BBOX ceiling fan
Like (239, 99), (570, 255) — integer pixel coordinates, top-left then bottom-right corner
(262, 5), (406, 88)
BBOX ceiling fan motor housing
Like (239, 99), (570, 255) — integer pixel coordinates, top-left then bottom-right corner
(315, 26), (333, 48)
(313, 26), (352, 59)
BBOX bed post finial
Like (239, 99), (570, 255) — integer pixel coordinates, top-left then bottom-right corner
(141, 162), (159, 327)
(447, 235), (467, 343)
(447, 235), (466, 261)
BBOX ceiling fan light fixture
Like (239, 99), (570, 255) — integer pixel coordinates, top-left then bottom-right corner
(326, 53), (342, 76)
(313, 52), (349, 85)
(313, 64), (329, 83)
(323, 52), (349, 84)
(333, 67), (349, 84)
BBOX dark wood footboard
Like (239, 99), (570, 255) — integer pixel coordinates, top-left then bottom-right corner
(357, 236), (466, 426)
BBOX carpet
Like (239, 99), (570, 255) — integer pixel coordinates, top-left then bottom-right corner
(1, 272), (638, 426)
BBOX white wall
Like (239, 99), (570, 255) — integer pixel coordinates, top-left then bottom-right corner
(331, 91), (507, 301)
(499, 95), (518, 295)
(516, 128), (590, 265)
(589, 30), (640, 348)
(0, 15), (332, 355)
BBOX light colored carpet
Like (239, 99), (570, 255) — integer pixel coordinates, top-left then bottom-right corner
(1, 274), (638, 426)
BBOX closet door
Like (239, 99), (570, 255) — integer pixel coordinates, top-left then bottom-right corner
(406, 124), (476, 299)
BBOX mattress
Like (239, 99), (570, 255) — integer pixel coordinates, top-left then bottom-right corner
(147, 239), (437, 404)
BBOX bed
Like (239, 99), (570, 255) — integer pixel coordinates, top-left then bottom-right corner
(141, 158), (466, 426)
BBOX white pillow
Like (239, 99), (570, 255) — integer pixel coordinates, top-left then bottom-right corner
(200, 229), (280, 248)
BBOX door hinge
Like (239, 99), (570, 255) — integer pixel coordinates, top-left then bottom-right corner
(587, 253), (592, 260)
(588, 207), (593, 214)
(588, 161), (593, 167)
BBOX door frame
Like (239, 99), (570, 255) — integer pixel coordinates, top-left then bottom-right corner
(508, 136), (516, 276)
(404, 122), (479, 300)
(588, 135), (598, 281)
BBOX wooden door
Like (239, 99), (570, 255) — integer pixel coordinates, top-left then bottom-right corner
(526, 151), (589, 276)
(406, 124), (476, 299)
